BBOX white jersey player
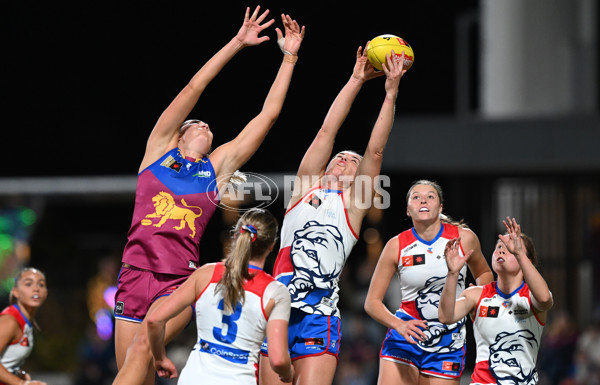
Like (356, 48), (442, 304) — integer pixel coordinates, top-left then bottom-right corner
(147, 209), (294, 384)
(439, 217), (553, 385)
(365, 180), (493, 384)
(273, 187), (358, 317)
(0, 267), (48, 385)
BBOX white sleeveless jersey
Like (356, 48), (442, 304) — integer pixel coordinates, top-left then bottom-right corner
(395, 224), (468, 353)
(471, 282), (544, 385)
(0, 305), (34, 373)
(272, 188), (358, 316)
(178, 263), (286, 385)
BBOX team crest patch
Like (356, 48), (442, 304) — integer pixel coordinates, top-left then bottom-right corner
(115, 301), (124, 315)
(143, 192), (203, 238)
(402, 254), (425, 266)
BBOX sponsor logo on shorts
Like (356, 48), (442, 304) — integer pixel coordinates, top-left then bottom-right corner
(304, 338), (324, 346)
(442, 361), (461, 371)
(115, 301), (124, 315)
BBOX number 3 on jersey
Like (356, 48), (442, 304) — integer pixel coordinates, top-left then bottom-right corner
(213, 299), (242, 343)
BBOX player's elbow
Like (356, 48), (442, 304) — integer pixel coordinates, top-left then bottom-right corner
(364, 298), (377, 318)
(366, 146), (385, 162)
(438, 311), (453, 325)
(269, 354), (291, 374)
(260, 107), (281, 125)
(535, 291), (554, 312)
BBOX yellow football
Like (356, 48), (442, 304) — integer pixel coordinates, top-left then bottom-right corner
(367, 34), (414, 71)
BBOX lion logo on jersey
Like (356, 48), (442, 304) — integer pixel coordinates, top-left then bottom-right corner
(143, 192), (203, 238)
(288, 220), (345, 314)
(415, 275), (465, 352)
(489, 330), (539, 385)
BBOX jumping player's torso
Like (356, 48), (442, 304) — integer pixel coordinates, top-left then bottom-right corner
(471, 282), (544, 385)
(181, 263), (279, 385)
(122, 148), (219, 275)
(273, 188), (358, 317)
(0, 304), (34, 374)
(395, 223), (468, 352)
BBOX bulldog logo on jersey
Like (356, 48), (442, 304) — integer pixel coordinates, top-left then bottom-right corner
(142, 192), (203, 237)
(288, 220), (345, 315)
(489, 330), (539, 384)
(415, 275), (466, 353)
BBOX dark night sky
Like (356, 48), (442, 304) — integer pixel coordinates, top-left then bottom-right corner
(2, 1), (478, 177)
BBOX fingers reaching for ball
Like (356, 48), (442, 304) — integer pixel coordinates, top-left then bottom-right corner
(276, 14), (305, 56)
(236, 6), (275, 46)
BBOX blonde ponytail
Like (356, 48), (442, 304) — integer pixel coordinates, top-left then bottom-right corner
(217, 209), (278, 314)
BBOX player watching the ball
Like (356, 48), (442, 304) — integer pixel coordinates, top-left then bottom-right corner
(259, 43), (408, 385)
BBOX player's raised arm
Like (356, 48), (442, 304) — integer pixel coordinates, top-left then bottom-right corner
(140, 6), (275, 172)
(209, 13), (305, 188)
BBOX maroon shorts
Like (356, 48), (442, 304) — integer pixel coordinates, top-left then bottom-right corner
(114, 264), (188, 322)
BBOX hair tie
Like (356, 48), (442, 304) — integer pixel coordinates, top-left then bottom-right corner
(240, 224), (258, 243)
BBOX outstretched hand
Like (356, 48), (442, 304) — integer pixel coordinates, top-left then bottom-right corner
(235, 6), (275, 47)
(352, 42), (384, 82)
(276, 14), (305, 56)
(381, 50), (406, 94)
(444, 237), (472, 274)
(498, 217), (524, 260)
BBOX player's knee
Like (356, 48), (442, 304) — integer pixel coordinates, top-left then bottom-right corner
(130, 333), (152, 357)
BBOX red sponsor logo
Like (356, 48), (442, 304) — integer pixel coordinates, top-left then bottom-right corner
(479, 306), (500, 318)
(304, 338), (324, 346)
(402, 254), (425, 266)
(443, 361), (460, 371)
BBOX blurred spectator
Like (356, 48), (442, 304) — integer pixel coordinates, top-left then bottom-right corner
(86, 255), (119, 341)
(73, 322), (117, 385)
(573, 320), (600, 385)
(73, 255), (120, 385)
(538, 310), (579, 385)
(334, 314), (380, 385)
